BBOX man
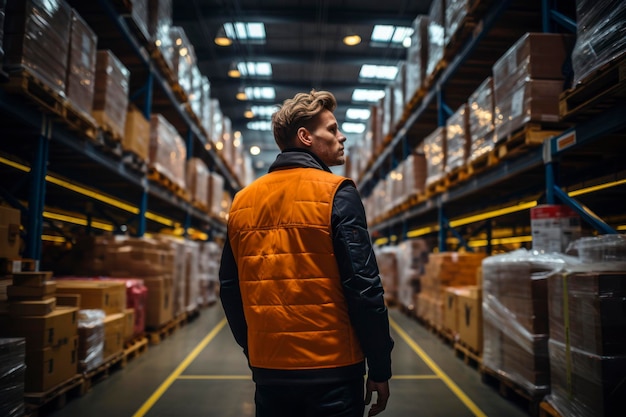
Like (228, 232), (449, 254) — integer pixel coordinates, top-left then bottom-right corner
(219, 90), (394, 417)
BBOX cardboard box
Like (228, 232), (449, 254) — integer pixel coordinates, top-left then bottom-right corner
(103, 313), (125, 358)
(443, 287), (461, 334)
(123, 105), (151, 162)
(9, 298), (56, 316)
(11, 271), (52, 287)
(6, 306), (78, 350)
(456, 287), (482, 353)
(24, 336), (78, 393)
(7, 281), (56, 299)
(55, 280), (126, 314)
(0, 205), (21, 259)
(144, 277), (173, 329)
(123, 308), (135, 342)
(531, 205), (581, 253)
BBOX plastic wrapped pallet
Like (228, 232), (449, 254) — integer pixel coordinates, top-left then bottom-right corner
(149, 114), (186, 191)
(129, 0), (149, 40)
(445, 0), (469, 47)
(468, 77), (496, 161)
(571, 0), (626, 86)
(189, 65), (203, 120)
(0, 0), (6, 62)
(375, 246), (400, 306)
(184, 240), (200, 313)
(200, 76), (212, 136)
(148, 0), (174, 71)
(423, 126), (446, 187)
(186, 157), (210, 209)
(93, 50), (130, 140)
(210, 98), (224, 145)
(392, 62), (406, 129)
(406, 15), (429, 101)
(4, 0), (71, 95)
(0, 338), (25, 417)
(169, 26), (195, 96)
(208, 171), (225, 219)
(546, 235), (626, 417)
(426, 0), (445, 82)
(77, 309), (105, 372)
(492, 33), (573, 141)
(482, 249), (578, 396)
(403, 152), (427, 196)
(445, 103), (469, 173)
(66, 9), (97, 120)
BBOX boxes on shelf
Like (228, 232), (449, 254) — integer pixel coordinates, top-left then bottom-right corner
(406, 15), (429, 101)
(2, 306), (78, 350)
(0, 205), (21, 259)
(169, 26), (195, 95)
(66, 9), (97, 120)
(123, 105), (151, 163)
(531, 204), (581, 254)
(0, 338), (25, 417)
(25, 336), (78, 392)
(208, 171), (225, 219)
(149, 113), (187, 191)
(456, 286), (482, 353)
(93, 50), (130, 140)
(3, 0), (71, 95)
(103, 312), (125, 358)
(403, 152), (427, 196)
(128, 0), (149, 40)
(445, 0), (470, 47)
(492, 32), (574, 141)
(426, 0), (445, 82)
(147, 0), (174, 71)
(445, 103), (469, 174)
(423, 127), (446, 187)
(143, 276), (173, 328)
(186, 158), (210, 209)
(468, 77), (496, 161)
(54, 280), (126, 315)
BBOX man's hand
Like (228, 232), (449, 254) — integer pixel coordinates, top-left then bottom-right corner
(364, 377), (390, 416)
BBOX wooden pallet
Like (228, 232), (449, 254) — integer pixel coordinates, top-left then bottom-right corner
(424, 58), (448, 90)
(146, 312), (188, 345)
(445, 165), (471, 187)
(467, 150), (499, 178)
(480, 365), (547, 417)
(559, 53), (626, 120)
(62, 103), (98, 140)
(123, 336), (149, 364)
(495, 123), (565, 161)
(24, 374), (84, 417)
(81, 352), (125, 392)
(454, 341), (482, 369)
(148, 168), (190, 201)
(121, 150), (148, 174)
(425, 176), (448, 197)
(4, 69), (67, 117)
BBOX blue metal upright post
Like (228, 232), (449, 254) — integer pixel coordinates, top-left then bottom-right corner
(438, 205), (447, 252)
(25, 116), (51, 263)
(137, 186), (148, 237)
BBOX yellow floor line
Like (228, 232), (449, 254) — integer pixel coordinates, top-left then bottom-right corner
(392, 374), (440, 380)
(132, 318), (227, 417)
(177, 375), (252, 380)
(389, 317), (487, 417)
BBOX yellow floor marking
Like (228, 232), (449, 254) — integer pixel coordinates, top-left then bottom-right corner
(392, 374), (440, 380)
(132, 318), (227, 417)
(389, 317), (487, 417)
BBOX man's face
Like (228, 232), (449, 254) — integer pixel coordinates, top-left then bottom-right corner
(307, 109), (347, 167)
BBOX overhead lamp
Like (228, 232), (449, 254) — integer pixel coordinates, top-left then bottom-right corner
(244, 106), (254, 119)
(343, 33), (362, 46)
(228, 62), (241, 78)
(236, 86), (247, 101)
(214, 27), (232, 46)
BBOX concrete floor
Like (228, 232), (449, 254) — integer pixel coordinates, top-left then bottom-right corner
(48, 306), (531, 417)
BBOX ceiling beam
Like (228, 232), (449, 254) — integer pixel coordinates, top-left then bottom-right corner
(208, 78), (390, 92)
(173, 8), (422, 26)
(197, 49), (408, 66)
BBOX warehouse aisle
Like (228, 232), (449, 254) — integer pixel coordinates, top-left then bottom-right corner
(48, 307), (529, 417)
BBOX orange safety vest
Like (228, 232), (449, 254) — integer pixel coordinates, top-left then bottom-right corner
(228, 167), (364, 370)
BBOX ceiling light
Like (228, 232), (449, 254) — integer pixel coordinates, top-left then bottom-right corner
(342, 122), (366, 134)
(214, 26), (232, 46)
(346, 108), (371, 120)
(343, 34), (361, 46)
(244, 108), (254, 118)
(251, 105), (278, 117)
(359, 64), (398, 81)
(244, 86), (275, 100)
(238, 61), (272, 77)
(352, 88), (385, 102)
(228, 62), (241, 78)
(236, 86), (247, 100)
(371, 25), (414, 47)
(247, 120), (272, 131)
(223, 22), (266, 43)
(250, 146), (261, 156)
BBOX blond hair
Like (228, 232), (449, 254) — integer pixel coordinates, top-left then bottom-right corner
(271, 90), (337, 149)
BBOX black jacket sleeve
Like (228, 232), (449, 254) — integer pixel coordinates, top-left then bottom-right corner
(218, 238), (249, 357)
(332, 182), (394, 382)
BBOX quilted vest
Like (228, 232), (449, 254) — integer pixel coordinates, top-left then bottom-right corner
(227, 167), (364, 370)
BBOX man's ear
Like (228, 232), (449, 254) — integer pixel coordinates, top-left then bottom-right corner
(296, 127), (312, 147)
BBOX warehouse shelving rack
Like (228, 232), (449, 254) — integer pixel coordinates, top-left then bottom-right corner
(0, 0), (241, 262)
(359, 0), (626, 253)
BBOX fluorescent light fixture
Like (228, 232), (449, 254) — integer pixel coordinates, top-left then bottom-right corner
(371, 25), (414, 47)
(359, 64), (398, 81)
(247, 120), (273, 131)
(342, 122), (366, 134)
(224, 22), (266, 43)
(346, 108), (371, 120)
(251, 105), (278, 117)
(238, 62), (272, 77)
(245, 86), (275, 100)
(352, 89), (385, 102)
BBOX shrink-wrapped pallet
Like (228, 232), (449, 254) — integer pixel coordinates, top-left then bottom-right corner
(77, 309), (105, 372)
(403, 152), (427, 196)
(148, 0), (174, 71)
(0, 338), (25, 417)
(200, 76), (212, 136)
(445, 0), (469, 47)
(149, 114), (186, 191)
(210, 99), (224, 145)
(93, 50), (130, 140)
(423, 127), (446, 187)
(445, 104), (469, 173)
(406, 15), (429, 101)
(468, 77), (496, 161)
(66, 9), (97, 120)
(186, 158), (210, 208)
(208, 171), (225, 219)
(545, 234), (626, 417)
(492, 33), (573, 140)
(169, 26), (195, 96)
(4, 0), (71, 95)
(426, 0), (445, 82)
(128, 0), (149, 40)
(482, 249), (578, 396)
(571, 0), (626, 85)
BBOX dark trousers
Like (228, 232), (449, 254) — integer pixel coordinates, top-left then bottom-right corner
(255, 378), (365, 417)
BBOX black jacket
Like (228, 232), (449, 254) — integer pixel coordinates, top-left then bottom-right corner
(219, 148), (394, 385)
